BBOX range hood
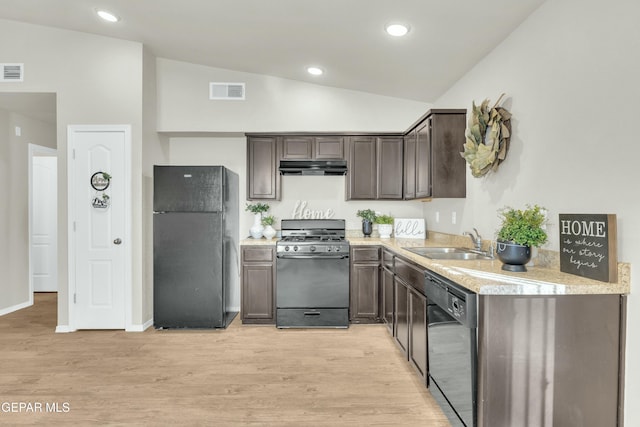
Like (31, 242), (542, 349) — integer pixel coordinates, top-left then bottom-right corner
(279, 159), (347, 176)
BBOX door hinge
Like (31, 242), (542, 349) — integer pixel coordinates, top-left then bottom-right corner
(73, 221), (76, 232)
(72, 149), (76, 160)
(73, 293), (76, 304)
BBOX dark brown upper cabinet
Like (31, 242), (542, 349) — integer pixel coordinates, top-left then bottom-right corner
(247, 136), (280, 200)
(282, 137), (313, 159)
(403, 129), (417, 199)
(404, 110), (467, 199)
(377, 137), (404, 199)
(415, 120), (431, 198)
(282, 136), (345, 160)
(346, 136), (403, 200)
(245, 109), (465, 201)
(346, 136), (377, 199)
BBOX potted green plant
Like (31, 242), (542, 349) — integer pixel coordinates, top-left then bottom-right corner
(261, 215), (277, 240)
(496, 204), (548, 272)
(245, 203), (270, 238)
(375, 214), (394, 238)
(356, 209), (376, 237)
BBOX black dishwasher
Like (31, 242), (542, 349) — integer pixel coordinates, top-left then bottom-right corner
(425, 269), (478, 427)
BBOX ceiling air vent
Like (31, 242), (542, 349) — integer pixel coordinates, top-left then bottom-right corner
(209, 82), (245, 100)
(1, 63), (24, 82)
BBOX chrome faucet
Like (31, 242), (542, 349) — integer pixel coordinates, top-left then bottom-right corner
(464, 228), (483, 251)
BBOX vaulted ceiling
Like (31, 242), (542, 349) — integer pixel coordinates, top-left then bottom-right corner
(0, 0), (545, 102)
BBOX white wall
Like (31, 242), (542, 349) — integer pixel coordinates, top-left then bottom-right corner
(429, 0), (640, 423)
(0, 106), (55, 314)
(157, 58), (430, 133)
(141, 47), (169, 325)
(0, 19), (145, 328)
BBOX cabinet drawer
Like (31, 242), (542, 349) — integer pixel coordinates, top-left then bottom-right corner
(351, 246), (380, 262)
(242, 246), (274, 263)
(276, 308), (349, 328)
(395, 257), (425, 295)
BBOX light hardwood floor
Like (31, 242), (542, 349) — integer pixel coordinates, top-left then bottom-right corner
(0, 293), (450, 426)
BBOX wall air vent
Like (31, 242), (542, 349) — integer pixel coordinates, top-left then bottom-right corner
(209, 82), (245, 100)
(1, 63), (24, 82)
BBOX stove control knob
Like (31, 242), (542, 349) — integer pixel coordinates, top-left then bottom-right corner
(327, 246), (332, 252)
(284, 246), (290, 251)
(293, 246), (299, 251)
(334, 246), (340, 252)
(310, 245), (316, 252)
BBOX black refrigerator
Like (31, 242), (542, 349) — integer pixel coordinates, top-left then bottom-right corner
(153, 165), (239, 328)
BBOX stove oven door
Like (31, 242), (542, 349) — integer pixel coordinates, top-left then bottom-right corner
(276, 253), (349, 328)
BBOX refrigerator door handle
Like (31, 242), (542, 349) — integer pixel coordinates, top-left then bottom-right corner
(113, 238), (122, 245)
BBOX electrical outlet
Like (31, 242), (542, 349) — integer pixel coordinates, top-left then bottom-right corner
(435, 212), (440, 223)
(451, 211), (457, 224)
(15, 126), (21, 136)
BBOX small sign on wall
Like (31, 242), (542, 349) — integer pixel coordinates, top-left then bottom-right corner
(559, 214), (617, 283)
(394, 218), (426, 239)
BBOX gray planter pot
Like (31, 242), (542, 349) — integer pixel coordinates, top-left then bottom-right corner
(362, 219), (373, 237)
(496, 240), (531, 272)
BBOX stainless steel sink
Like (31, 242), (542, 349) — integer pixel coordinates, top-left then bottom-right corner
(403, 247), (493, 260)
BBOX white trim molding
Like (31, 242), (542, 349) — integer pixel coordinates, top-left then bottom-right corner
(0, 300), (32, 317)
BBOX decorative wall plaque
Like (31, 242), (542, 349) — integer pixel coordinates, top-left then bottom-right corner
(92, 193), (110, 209)
(559, 214), (617, 282)
(91, 172), (111, 191)
(393, 218), (426, 239)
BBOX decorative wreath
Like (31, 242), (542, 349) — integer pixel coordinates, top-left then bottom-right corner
(460, 94), (512, 178)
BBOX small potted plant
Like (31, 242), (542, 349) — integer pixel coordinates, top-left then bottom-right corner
(261, 215), (277, 240)
(356, 209), (377, 237)
(245, 202), (270, 238)
(496, 204), (548, 272)
(375, 214), (394, 239)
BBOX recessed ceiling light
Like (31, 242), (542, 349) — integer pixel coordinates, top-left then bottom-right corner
(307, 66), (324, 76)
(385, 23), (410, 37)
(97, 10), (120, 23)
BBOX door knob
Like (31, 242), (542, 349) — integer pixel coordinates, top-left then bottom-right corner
(113, 238), (122, 245)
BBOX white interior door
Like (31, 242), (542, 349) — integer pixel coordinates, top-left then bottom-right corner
(31, 154), (58, 292)
(68, 125), (131, 330)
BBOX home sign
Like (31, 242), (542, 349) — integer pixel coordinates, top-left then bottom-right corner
(393, 218), (426, 239)
(559, 213), (617, 282)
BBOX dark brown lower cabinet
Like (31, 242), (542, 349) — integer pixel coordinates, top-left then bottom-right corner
(350, 246), (381, 323)
(394, 256), (428, 383)
(381, 266), (394, 334)
(241, 246), (275, 324)
(477, 294), (626, 427)
(409, 290), (427, 380)
(394, 278), (409, 354)
(381, 249), (395, 334)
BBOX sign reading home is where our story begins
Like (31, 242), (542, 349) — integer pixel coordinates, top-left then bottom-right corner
(559, 214), (617, 283)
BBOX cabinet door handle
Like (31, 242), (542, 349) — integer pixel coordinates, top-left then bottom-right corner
(304, 312), (321, 316)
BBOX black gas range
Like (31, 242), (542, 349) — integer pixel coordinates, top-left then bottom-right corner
(276, 219), (350, 257)
(276, 219), (350, 328)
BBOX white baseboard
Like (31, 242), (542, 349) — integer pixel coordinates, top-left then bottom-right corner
(55, 325), (75, 333)
(0, 300), (32, 317)
(126, 318), (153, 332)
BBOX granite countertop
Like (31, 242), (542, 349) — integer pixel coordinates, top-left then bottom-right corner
(240, 237), (277, 246)
(239, 235), (630, 296)
(349, 237), (630, 296)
